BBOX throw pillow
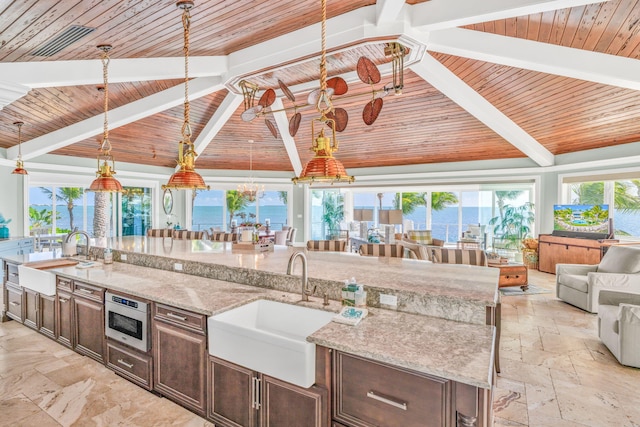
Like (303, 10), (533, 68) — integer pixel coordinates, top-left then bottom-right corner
(408, 230), (432, 245)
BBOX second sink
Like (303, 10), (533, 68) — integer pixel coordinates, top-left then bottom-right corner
(208, 299), (334, 388)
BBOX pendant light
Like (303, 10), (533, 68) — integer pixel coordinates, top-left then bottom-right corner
(292, 0), (354, 185)
(163, 0), (210, 191)
(87, 44), (123, 192)
(11, 121), (27, 175)
(238, 140), (264, 201)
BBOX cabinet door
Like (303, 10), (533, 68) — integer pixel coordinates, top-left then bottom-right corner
(39, 294), (56, 339)
(56, 290), (73, 348)
(153, 319), (207, 415)
(73, 296), (105, 363)
(262, 375), (327, 427)
(6, 283), (23, 323)
(23, 288), (39, 330)
(208, 357), (257, 427)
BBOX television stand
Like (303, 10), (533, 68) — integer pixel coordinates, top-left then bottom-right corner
(538, 234), (618, 274)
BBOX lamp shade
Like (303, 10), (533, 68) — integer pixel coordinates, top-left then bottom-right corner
(163, 169), (210, 191)
(88, 175), (123, 192)
(12, 164), (28, 175)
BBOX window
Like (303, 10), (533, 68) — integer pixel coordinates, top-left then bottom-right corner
(121, 187), (151, 236)
(311, 190), (344, 240)
(192, 189), (225, 231)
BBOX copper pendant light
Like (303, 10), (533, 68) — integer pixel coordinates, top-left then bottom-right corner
(87, 44), (123, 193)
(163, 0), (210, 191)
(11, 121), (28, 175)
(292, 0), (354, 185)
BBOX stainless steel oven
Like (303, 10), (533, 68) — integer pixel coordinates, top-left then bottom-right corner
(105, 291), (150, 352)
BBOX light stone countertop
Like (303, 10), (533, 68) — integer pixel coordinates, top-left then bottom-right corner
(3, 252), (495, 389)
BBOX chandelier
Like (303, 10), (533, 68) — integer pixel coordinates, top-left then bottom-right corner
(11, 121), (27, 175)
(238, 140), (264, 201)
(292, 0), (354, 185)
(163, 0), (210, 191)
(87, 44), (123, 192)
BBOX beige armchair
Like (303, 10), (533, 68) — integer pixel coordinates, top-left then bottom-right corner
(556, 245), (640, 313)
(598, 290), (640, 368)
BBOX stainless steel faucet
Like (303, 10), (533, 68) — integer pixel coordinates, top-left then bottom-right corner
(65, 229), (91, 258)
(287, 251), (312, 301)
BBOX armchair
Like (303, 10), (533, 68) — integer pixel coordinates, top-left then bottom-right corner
(598, 290), (640, 368)
(556, 245), (640, 313)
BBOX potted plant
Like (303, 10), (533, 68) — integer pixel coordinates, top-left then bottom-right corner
(489, 202), (535, 261)
(322, 193), (344, 239)
(0, 213), (12, 238)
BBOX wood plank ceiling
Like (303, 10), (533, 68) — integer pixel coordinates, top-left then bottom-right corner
(1, 0), (640, 175)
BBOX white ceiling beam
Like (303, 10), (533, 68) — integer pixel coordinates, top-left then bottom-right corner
(0, 81), (30, 109)
(271, 98), (302, 175)
(9, 76), (223, 161)
(428, 27), (640, 91)
(410, 55), (555, 167)
(376, 0), (407, 25)
(411, 0), (609, 31)
(0, 56), (227, 88)
(193, 92), (244, 158)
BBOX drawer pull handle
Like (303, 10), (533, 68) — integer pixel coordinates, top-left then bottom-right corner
(117, 359), (134, 369)
(167, 312), (187, 321)
(9, 301), (20, 307)
(366, 391), (407, 411)
(58, 298), (68, 303)
(77, 288), (93, 294)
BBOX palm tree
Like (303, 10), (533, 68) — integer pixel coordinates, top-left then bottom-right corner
(93, 193), (110, 238)
(226, 190), (248, 225)
(322, 192), (344, 238)
(430, 192), (459, 211)
(41, 187), (83, 231)
(495, 190), (523, 221)
(393, 192), (424, 214)
(572, 181), (640, 213)
(277, 191), (288, 205)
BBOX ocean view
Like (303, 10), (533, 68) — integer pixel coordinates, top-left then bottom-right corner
(35, 204), (640, 241)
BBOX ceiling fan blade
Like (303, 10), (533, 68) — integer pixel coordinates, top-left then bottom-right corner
(278, 79), (296, 102)
(357, 57), (381, 85)
(327, 77), (348, 95)
(326, 108), (348, 132)
(265, 118), (278, 138)
(289, 112), (302, 137)
(258, 88), (276, 107)
(240, 105), (263, 122)
(362, 98), (383, 125)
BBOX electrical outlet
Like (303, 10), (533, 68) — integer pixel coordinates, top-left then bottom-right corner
(379, 293), (397, 307)
(120, 254), (127, 261)
(174, 263), (183, 271)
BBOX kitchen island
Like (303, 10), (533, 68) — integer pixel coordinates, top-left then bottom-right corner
(2, 238), (498, 426)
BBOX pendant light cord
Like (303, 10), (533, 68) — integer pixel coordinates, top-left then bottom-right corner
(16, 122), (23, 159)
(182, 6), (192, 140)
(100, 46), (112, 153)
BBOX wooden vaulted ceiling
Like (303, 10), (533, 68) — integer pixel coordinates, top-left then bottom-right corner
(1, 0), (640, 176)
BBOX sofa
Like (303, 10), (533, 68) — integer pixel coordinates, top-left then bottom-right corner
(598, 290), (640, 368)
(556, 245), (640, 313)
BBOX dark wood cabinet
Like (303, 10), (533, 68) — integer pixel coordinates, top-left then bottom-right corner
(106, 340), (153, 390)
(39, 294), (56, 339)
(72, 281), (105, 364)
(153, 303), (207, 416)
(56, 289), (73, 348)
(23, 287), (38, 330)
(5, 282), (23, 323)
(209, 356), (327, 427)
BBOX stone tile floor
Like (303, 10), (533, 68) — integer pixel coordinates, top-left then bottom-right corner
(1, 269), (638, 426)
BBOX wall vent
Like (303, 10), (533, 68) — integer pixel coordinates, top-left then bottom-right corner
(30, 25), (96, 57)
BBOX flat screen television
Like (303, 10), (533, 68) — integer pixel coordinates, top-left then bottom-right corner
(552, 204), (610, 238)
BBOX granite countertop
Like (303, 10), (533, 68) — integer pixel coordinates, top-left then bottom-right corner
(6, 253), (495, 389)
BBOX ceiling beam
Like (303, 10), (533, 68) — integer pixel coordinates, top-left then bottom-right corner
(0, 57), (227, 88)
(9, 77), (223, 161)
(427, 27), (640, 91)
(0, 81), (30, 109)
(193, 92), (244, 159)
(411, 0), (609, 31)
(410, 55), (555, 167)
(271, 98), (302, 175)
(376, 0), (407, 25)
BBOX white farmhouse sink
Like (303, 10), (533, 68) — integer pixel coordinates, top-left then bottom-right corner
(208, 299), (334, 388)
(18, 265), (57, 296)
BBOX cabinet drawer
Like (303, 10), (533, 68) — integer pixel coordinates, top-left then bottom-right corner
(333, 352), (450, 427)
(6, 282), (23, 323)
(6, 263), (19, 285)
(154, 303), (206, 333)
(73, 281), (104, 302)
(106, 340), (153, 390)
(499, 270), (527, 286)
(56, 276), (73, 292)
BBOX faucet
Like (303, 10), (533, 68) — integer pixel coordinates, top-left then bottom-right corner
(64, 229), (91, 258)
(287, 251), (312, 302)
